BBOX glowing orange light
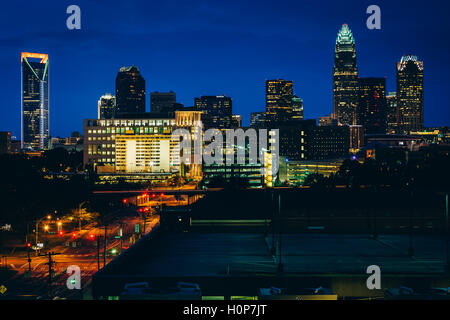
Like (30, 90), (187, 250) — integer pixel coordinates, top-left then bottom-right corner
(21, 52), (48, 64)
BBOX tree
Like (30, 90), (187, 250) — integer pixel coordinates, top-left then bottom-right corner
(70, 202), (99, 232)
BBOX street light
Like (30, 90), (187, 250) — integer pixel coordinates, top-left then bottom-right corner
(47, 215), (52, 220)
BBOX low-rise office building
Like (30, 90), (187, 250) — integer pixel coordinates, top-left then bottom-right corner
(83, 110), (202, 180)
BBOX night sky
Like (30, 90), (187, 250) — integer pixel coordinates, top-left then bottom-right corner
(1, 0), (449, 138)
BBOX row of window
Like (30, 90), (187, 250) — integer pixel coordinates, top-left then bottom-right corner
(88, 127), (172, 134)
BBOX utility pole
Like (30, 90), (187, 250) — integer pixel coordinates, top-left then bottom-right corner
(35, 220), (39, 256)
(143, 213), (146, 235)
(97, 235), (101, 270)
(104, 225), (107, 267)
(27, 245), (32, 272)
(39, 251), (61, 298)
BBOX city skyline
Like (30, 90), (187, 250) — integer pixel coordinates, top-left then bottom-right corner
(1, 1), (450, 303)
(0, 1), (449, 138)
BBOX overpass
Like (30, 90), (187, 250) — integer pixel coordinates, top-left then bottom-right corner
(92, 188), (223, 195)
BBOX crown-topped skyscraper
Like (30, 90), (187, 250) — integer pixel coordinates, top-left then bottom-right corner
(396, 55), (424, 134)
(333, 24), (359, 126)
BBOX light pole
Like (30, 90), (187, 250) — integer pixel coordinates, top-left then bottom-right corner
(34, 216), (50, 256)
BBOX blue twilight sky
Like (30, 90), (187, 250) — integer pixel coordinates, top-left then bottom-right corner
(0, 0), (449, 138)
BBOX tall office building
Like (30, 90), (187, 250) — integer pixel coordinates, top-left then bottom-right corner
(21, 52), (49, 150)
(292, 95), (304, 120)
(396, 55), (424, 134)
(98, 93), (116, 119)
(115, 66), (146, 116)
(386, 92), (397, 134)
(265, 79), (294, 122)
(333, 24), (359, 126)
(194, 95), (232, 129)
(357, 78), (387, 134)
(150, 91), (177, 113)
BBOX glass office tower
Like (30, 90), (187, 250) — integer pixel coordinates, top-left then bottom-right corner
(21, 52), (49, 150)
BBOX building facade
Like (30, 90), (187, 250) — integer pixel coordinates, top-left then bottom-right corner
(194, 95), (232, 129)
(277, 121), (315, 161)
(83, 110), (202, 179)
(231, 115), (242, 128)
(386, 92), (398, 134)
(115, 66), (146, 116)
(333, 24), (359, 126)
(265, 79), (294, 122)
(292, 95), (304, 120)
(282, 159), (344, 186)
(319, 115), (338, 127)
(0, 132), (12, 154)
(21, 52), (49, 150)
(357, 77), (387, 134)
(115, 134), (180, 173)
(150, 91), (177, 114)
(349, 125), (364, 153)
(250, 112), (266, 128)
(396, 55), (424, 134)
(309, 125), (350, 160)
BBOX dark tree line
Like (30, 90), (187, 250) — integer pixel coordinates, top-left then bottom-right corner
(304, 145), (450, 192)
(0, 149), (90, 231)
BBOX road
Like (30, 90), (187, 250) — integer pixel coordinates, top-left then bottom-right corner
(0, 215), (159, 299)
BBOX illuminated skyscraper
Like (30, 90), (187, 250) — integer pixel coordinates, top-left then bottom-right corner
(21, 52), (49, 150)
(333, 24), (359, 126)
(386, 92), (398, 134)
(265, 79), (293, 122)
(357, 77), (387, 134)
(98, 93), (116, 119)
(115, 66), (146, 116)
(396, 55), (424, 134)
